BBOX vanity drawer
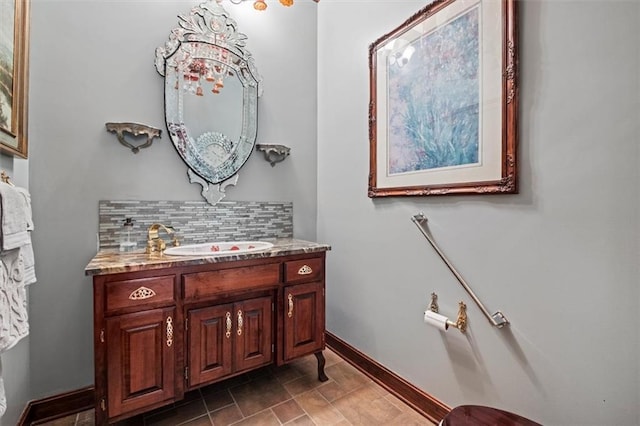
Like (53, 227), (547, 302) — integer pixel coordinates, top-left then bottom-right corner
(104, 275), (175, 314)
(183, 263), (281, 301)
(284, 257), (324, 284)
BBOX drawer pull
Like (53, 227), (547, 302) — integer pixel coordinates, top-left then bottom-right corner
(166, 316), (174, 347)
(128, 286), (156, 300)
(288, 294), (294, 318)
(298, 265), (313, 275)
(225, 312), (232, 338)
(237, 310), (243, 336)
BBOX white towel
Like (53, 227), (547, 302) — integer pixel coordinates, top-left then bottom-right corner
(0, 183), (32, 423)
(0, 183), (32, 250)
(0, 358), (5, 418)
(21, 242), (35, 286)
(15, 187), (33, 232)
(0, 248), (29, 353)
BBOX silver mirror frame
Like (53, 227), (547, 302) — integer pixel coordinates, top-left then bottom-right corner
(156, 2), (263, 204)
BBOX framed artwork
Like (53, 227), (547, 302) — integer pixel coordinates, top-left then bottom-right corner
(0, 0), (30, 158)
(368, 0), (518, 197)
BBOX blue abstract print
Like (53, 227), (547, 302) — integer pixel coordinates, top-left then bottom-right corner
(387, 6), (480, 175)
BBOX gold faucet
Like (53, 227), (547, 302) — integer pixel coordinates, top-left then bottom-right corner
(146, 223), (180, 254)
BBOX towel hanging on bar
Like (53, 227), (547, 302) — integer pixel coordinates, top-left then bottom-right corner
(0, 176), (35, 419)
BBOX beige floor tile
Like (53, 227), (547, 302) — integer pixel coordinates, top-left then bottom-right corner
(289, 354), (323, 378)
(283, 372), (329, 396)
(315, 380), (354, 403)
(144, 398), (208, 426)
(208, 404), (243, 426)
(384, 411), (436, 426)
(201, 387), (235, 412)
(229, 409), (280, 426)
(324, 361), (370, 392)
(113, 414), (144, 425)
(271, 399), (305, 424)
(331, 384), (403, 426)
(383, 393), (435, 424)
(76, 409), (95, 425)
(295, 389), (346, 425)
(177, 414), (214, 425)
(361, 380), (389, 397)
(284, 414), (317, 425)
(230, 373), (292, 417)
(322, 349), (344, 368)
(271, 363), (304, 384)
(39, 413), (77, 426)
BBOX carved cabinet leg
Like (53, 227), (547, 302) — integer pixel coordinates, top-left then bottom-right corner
(315, 351), (329, 382)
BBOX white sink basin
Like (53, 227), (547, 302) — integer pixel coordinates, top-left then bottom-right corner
(163, 241), (274, 256)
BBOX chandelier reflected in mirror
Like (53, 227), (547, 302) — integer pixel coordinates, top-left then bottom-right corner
(179, 53), (234, 97)
(216, 0), (319, 11)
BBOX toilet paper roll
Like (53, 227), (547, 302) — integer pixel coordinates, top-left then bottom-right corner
(424, 310), (450, 331)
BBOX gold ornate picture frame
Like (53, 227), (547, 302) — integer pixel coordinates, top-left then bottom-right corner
(368, 0), (518, 197)
(0, 0), (30, 158)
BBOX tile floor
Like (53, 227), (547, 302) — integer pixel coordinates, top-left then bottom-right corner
(37, 349), (435, 426)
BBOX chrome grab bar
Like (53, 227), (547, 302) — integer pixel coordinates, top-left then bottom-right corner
(411, 213), (509, 328)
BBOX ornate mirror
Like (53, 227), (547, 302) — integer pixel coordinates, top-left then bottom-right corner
(156, 2), (262, 204)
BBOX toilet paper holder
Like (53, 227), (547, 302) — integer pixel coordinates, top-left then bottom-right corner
(427, 292), (468, 333)
(412, 213), (509, 328)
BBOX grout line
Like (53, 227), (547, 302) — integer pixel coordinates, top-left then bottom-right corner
(283, 412), (318, 425)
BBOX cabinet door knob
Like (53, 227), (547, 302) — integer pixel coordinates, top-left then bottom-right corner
(287, 294), (294, 318)
(166, 316), (174, 347)
(225, 312), (232, 338)
(237, 310), (243, 336)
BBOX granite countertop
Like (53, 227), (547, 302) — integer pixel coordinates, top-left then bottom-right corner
(85, 238), (331, 276)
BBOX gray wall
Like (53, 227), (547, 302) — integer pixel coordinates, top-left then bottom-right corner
(318, 1), (639, 425)
(18, 0), (317, 422)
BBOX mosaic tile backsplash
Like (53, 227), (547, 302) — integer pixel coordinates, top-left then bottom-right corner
(99, 200), (293, 250)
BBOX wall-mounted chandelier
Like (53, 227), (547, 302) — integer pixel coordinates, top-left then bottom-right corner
(217, 0), (319, 11)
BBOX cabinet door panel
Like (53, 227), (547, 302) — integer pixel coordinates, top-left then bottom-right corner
(106, 307), (176, 418)
(188, 304), (234, 387)
(284, 282), (324, 361)
(235, 297), (273, 372)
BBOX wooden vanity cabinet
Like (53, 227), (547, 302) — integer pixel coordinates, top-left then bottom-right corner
(92, 251), (327, 425)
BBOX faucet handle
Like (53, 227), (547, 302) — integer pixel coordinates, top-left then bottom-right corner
(172, 236), (180, 247)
